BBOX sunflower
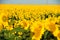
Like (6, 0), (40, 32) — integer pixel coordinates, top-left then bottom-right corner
(30, 21), (45, 40)
(0, 24), (3, 31)
(19, 19), (30, 30)
(44, 17), (57, 33)
(57, 31), (60, 40)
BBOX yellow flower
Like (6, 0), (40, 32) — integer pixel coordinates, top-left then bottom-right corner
(19, 19), (30, 30)
(30, 21), (45, 40)
(0, 24), (3, 31)
(57, 31), (60, 40)
(6, 25), (13, 30)
(18, 32), (22, 36)
(53, 25), (59, 37)
(0, 12), (8, 25)
(45, 18), (57, 32)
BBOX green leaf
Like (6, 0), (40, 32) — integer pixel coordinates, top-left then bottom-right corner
(40, 30), (57, 40)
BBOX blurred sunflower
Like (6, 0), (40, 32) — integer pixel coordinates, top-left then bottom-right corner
(30, 21), (45, 40)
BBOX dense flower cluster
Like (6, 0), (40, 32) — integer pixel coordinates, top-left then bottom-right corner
(0, 9), (60, 40)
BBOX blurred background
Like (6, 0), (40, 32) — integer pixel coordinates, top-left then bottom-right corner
(0, 0), (60, 4)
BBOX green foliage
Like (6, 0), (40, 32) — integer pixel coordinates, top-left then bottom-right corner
(0, 25), (33, 40)
(40, 30), (57, 40)
(55, 13), (60, 17)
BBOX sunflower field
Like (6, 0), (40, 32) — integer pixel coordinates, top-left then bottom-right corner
(0, 5), (60, 40)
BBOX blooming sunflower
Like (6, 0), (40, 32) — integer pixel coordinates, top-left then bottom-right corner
(30, 21), (45, 40)
(44, 17), (57, 33)
(19, 19), (30, 30)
